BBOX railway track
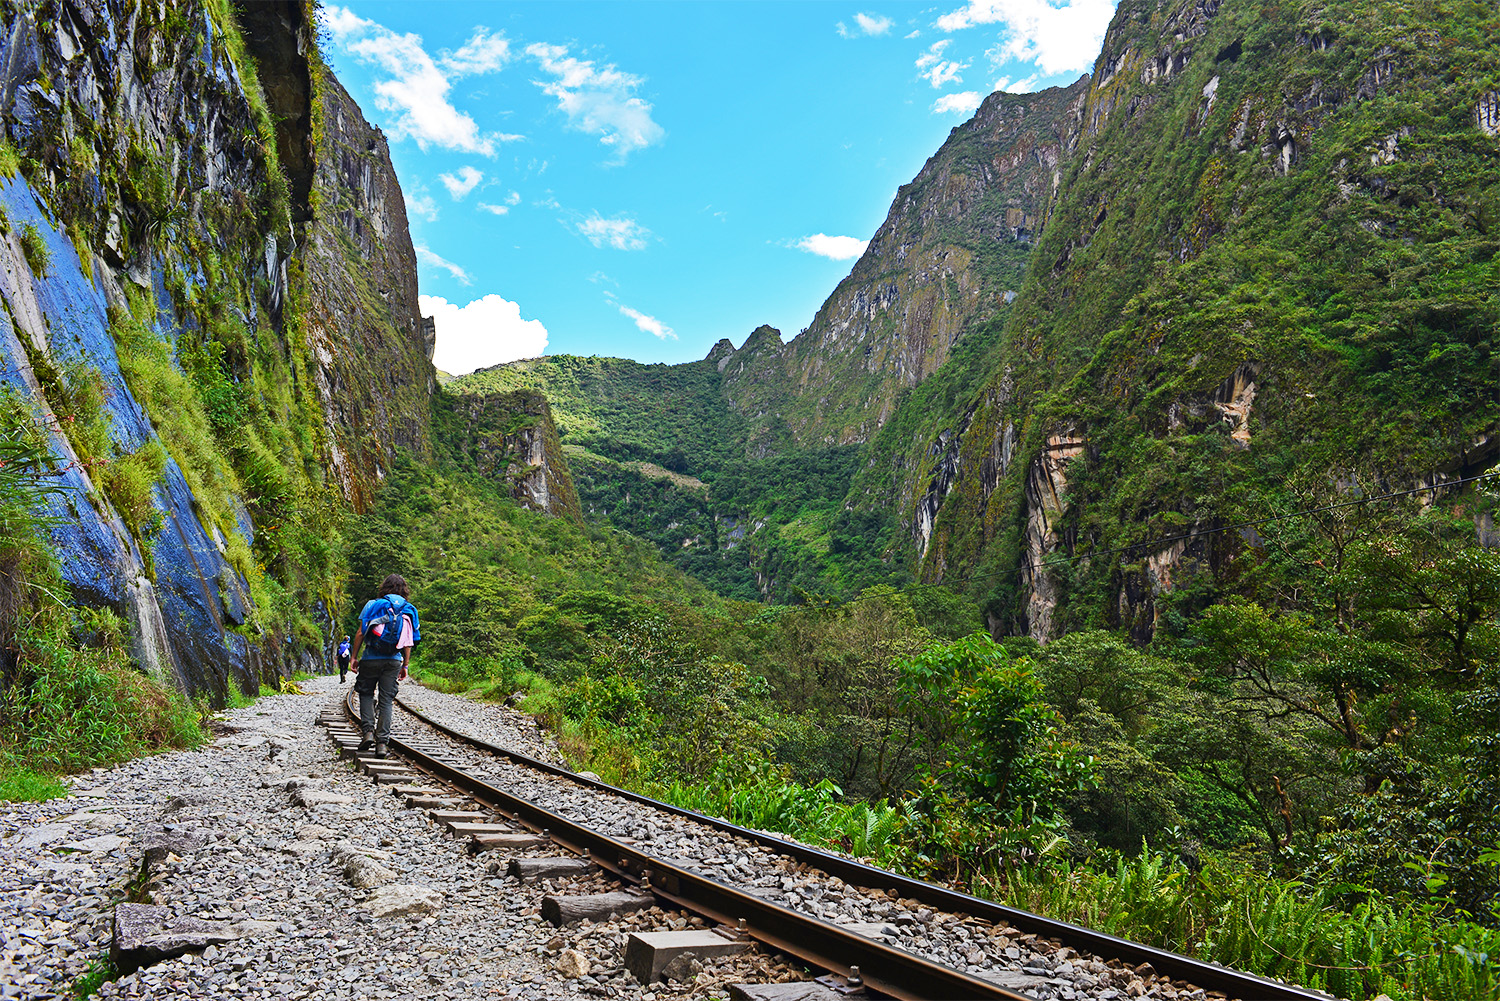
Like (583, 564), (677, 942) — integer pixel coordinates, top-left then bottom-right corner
(321, 689), (1328, 1001)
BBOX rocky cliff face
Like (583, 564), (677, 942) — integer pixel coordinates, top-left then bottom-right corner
(303, 67), (433, 511)
(0, 0), (434, 698)
(443, 389), (582, 523)
(719, 79), (1090, 450)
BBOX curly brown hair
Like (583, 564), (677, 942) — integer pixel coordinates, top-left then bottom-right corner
(377, 573), (410, 598)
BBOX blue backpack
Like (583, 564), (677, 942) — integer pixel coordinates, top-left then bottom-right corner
(363, 597), (410, 658)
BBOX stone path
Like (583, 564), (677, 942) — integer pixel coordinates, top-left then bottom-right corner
(0, 677), (804, 1001)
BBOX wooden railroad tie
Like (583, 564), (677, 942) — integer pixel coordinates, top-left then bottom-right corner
(506, 857), (596, 881)
(468, 832), (548, 853)
(541, 892), (655, 926)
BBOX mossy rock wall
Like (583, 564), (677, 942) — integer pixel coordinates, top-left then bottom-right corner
(0, 0), (434, 699)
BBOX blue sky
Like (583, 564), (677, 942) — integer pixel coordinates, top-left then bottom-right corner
(318, 1), (1118, 373)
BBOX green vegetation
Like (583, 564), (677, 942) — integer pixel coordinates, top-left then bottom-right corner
(999, 853), (1500, 1000)
(72, 954), (116, 998)
(19, 222), (48, 275)
(0, 766), (67, 801)
(453, 355), (746, 473)
(0, 410), (205, 799)
(454, 356), (899, 601)
(407, 527), (1498, 1000)
(0, 136), (21, 178)
(108, 281), (337, 644)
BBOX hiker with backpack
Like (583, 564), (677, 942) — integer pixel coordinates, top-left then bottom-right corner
(337, 635), (352, 683)
(350, 573), (422, 758)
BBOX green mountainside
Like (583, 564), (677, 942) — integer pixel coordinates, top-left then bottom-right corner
(449, 354), (885, 599)
(718, 79), (1091, 450)
(455, 354), (745, 472)
(901, 0), (1500, 639)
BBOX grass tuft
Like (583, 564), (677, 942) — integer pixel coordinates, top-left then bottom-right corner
(0, 765), (68, 802)
(19, 222), (49, 275)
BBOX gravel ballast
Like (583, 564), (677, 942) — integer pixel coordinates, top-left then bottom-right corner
(0, 678), (812, 1001)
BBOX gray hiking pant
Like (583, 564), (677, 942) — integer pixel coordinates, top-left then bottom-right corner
(354, 660), (402, 742)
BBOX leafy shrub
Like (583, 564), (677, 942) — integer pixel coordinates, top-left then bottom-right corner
(996, 852), (1500, 1001)
(99, 440), (167, 544)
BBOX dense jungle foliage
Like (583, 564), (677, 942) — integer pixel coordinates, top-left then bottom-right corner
(452, 359), (903, 601)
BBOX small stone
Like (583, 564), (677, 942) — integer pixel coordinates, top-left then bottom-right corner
(60, 834), (130, 853)
(555, 949), (590, 978)
(362, 885), (443, 919)
(344, 855), (397, 889)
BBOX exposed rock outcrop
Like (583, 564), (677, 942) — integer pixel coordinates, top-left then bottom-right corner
(0, 0), (434, 695)
(445, 389), (583, 522)
(0, 0), (306, 695)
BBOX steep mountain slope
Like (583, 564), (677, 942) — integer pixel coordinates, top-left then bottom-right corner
(718, 79), (1090, 451)
(461, 79), (1100, 597)
(304, 67), (435, 511)
(892, 0), (1499, 638)
(0, 0), (435, 697)
(438, 387), (582, 523)
(471, 0), (1497, 630)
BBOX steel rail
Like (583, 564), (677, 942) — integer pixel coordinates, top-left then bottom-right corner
(342, 692), (1027, 1000)
(394, 694), (1329, 1001)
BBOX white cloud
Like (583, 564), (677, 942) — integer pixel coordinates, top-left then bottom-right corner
(915, 39), (969, 87)
(795, 234), (869, 260)
(440, 165), (483, 200)
(837, 11), (895, 36)
(441, 28), (511, 75)
(934, 91), (983, 114)
(605, 294), (675, 340)
(415, 244), (471, 284)
(405, 190), (439, 222)
(525, 43), (665, 161)
(319, 7), (519, 155)
(577, 213), (650, 251)
(505, 191), (522, 206)
(477, 203), (509, 215)
(940, 0), (1116, 76)
(422, 294), (549, 374)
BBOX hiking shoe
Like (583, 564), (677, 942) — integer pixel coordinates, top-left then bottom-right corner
(375, 742), (389, 759)
(357, 732), (375, 752)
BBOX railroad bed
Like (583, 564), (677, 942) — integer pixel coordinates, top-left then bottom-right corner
(328, 685), (1331, 1001)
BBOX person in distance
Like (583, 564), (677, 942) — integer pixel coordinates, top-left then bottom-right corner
(350, 573), (422, 758)
(336, 634), (352, 684)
